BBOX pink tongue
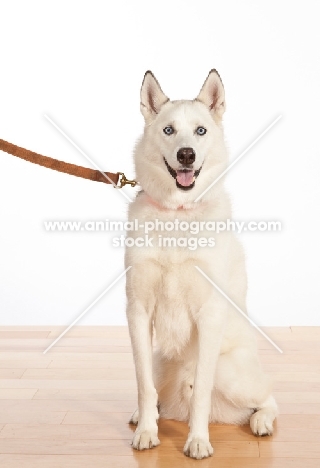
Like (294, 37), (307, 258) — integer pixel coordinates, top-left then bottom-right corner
(176, 170), (195, 187)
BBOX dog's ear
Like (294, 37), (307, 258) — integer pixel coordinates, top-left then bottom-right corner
(196, 69), (226, 121)
(140, 71), (169, 121)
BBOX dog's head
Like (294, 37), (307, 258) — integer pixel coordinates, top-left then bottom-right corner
(135, 70), (228, 208)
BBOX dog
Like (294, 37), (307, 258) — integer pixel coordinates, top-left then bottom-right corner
(125, 70), (278, 459)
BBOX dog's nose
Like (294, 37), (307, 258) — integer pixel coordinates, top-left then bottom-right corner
(177, 147), (195, 165)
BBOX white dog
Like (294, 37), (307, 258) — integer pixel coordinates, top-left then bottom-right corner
(125, 70), (278, 459)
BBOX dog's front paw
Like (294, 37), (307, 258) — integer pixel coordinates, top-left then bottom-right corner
(183, 437), (214, 459)
(250, 409), (274, 436)
(131, 428), (160, 450)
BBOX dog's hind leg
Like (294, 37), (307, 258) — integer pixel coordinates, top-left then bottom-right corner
(129, 408), (139, 425)
(250, 395), (278, 436)
(215, 347), (278, 434)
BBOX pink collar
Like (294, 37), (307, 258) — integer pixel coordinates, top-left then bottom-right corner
(144, 193), (198, 211)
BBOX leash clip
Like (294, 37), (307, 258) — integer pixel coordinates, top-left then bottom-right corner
(116, 172), (137, 188)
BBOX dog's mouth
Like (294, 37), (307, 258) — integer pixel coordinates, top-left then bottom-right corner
(164, 158), (202, 191)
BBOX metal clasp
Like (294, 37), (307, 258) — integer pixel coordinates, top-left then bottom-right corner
(115, 172), (137, 188)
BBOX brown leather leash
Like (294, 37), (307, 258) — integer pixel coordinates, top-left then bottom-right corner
(0, 138), (137, 188)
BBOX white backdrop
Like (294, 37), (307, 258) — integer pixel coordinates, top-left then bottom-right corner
(0, 0), (319, 326)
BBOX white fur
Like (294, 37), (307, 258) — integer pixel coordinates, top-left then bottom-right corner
(125, 70), (278, 459)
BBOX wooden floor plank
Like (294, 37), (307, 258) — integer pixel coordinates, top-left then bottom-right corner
(0, 422), (258, 441)
(0, 326), (128, 336)
(274, 414), (320, 430)
(45, 346), (132, 353)
(5, 456), (319, 468)
(259, 440), (320, 458)
(0, 411), (66, 425)
(1, 337), (132, 347)
(0, 438), (259, 457)
(0, 379), (137, 390)
(263, 362), (320, 372)
(0, 340), (131, 353)
(291, 326), (320, 336)
(274, 392), (320, 404)
(0, 332), (50, 339)
(0, 455), (319, 468)
(48, 326), (131, 338)
(0, 439), (134, 456)
(279, 403), (320, 415)
(0, 339), (50, 350)
(256, 327), (320, 342)
(260, 341), (320, 354)
(0, 455), (139, 468)
(0, 370), (26, 379)
(260, 354), (320, 363)
(0, 400), (137, 413)
(47, 359), (134, 369)
(0, 389), (38, 400)
(271, 427), (320, 442)
(0, 352), (133, 361)
(0, 338), (131, 353)
(33, 389), (137, 400)
(22, 368), (136, 380)
(0, 423), (136, 440)
(62, 411), (132, 425)
(0, 456), (319, 468)
(273, 381), (320, 392)
(0, 327), (56, 332)
(0, 360), (51, 369)
(269, 372), (320, 382)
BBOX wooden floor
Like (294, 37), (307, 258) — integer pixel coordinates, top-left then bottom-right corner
(0, 326), (320, 467)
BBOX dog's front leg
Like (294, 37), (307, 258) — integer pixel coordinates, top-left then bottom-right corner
(127, 301), (160, 450)
(184, 299), (226, 460)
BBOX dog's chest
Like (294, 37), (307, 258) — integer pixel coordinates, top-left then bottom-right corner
(152, 263), (196, 358)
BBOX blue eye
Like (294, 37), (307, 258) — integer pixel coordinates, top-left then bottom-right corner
(196, 126), (207, 136)
(163, 126), (174, 135)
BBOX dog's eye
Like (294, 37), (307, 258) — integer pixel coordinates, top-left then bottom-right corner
(196, 126), (207, 136)
(163, 126), (174, 136)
